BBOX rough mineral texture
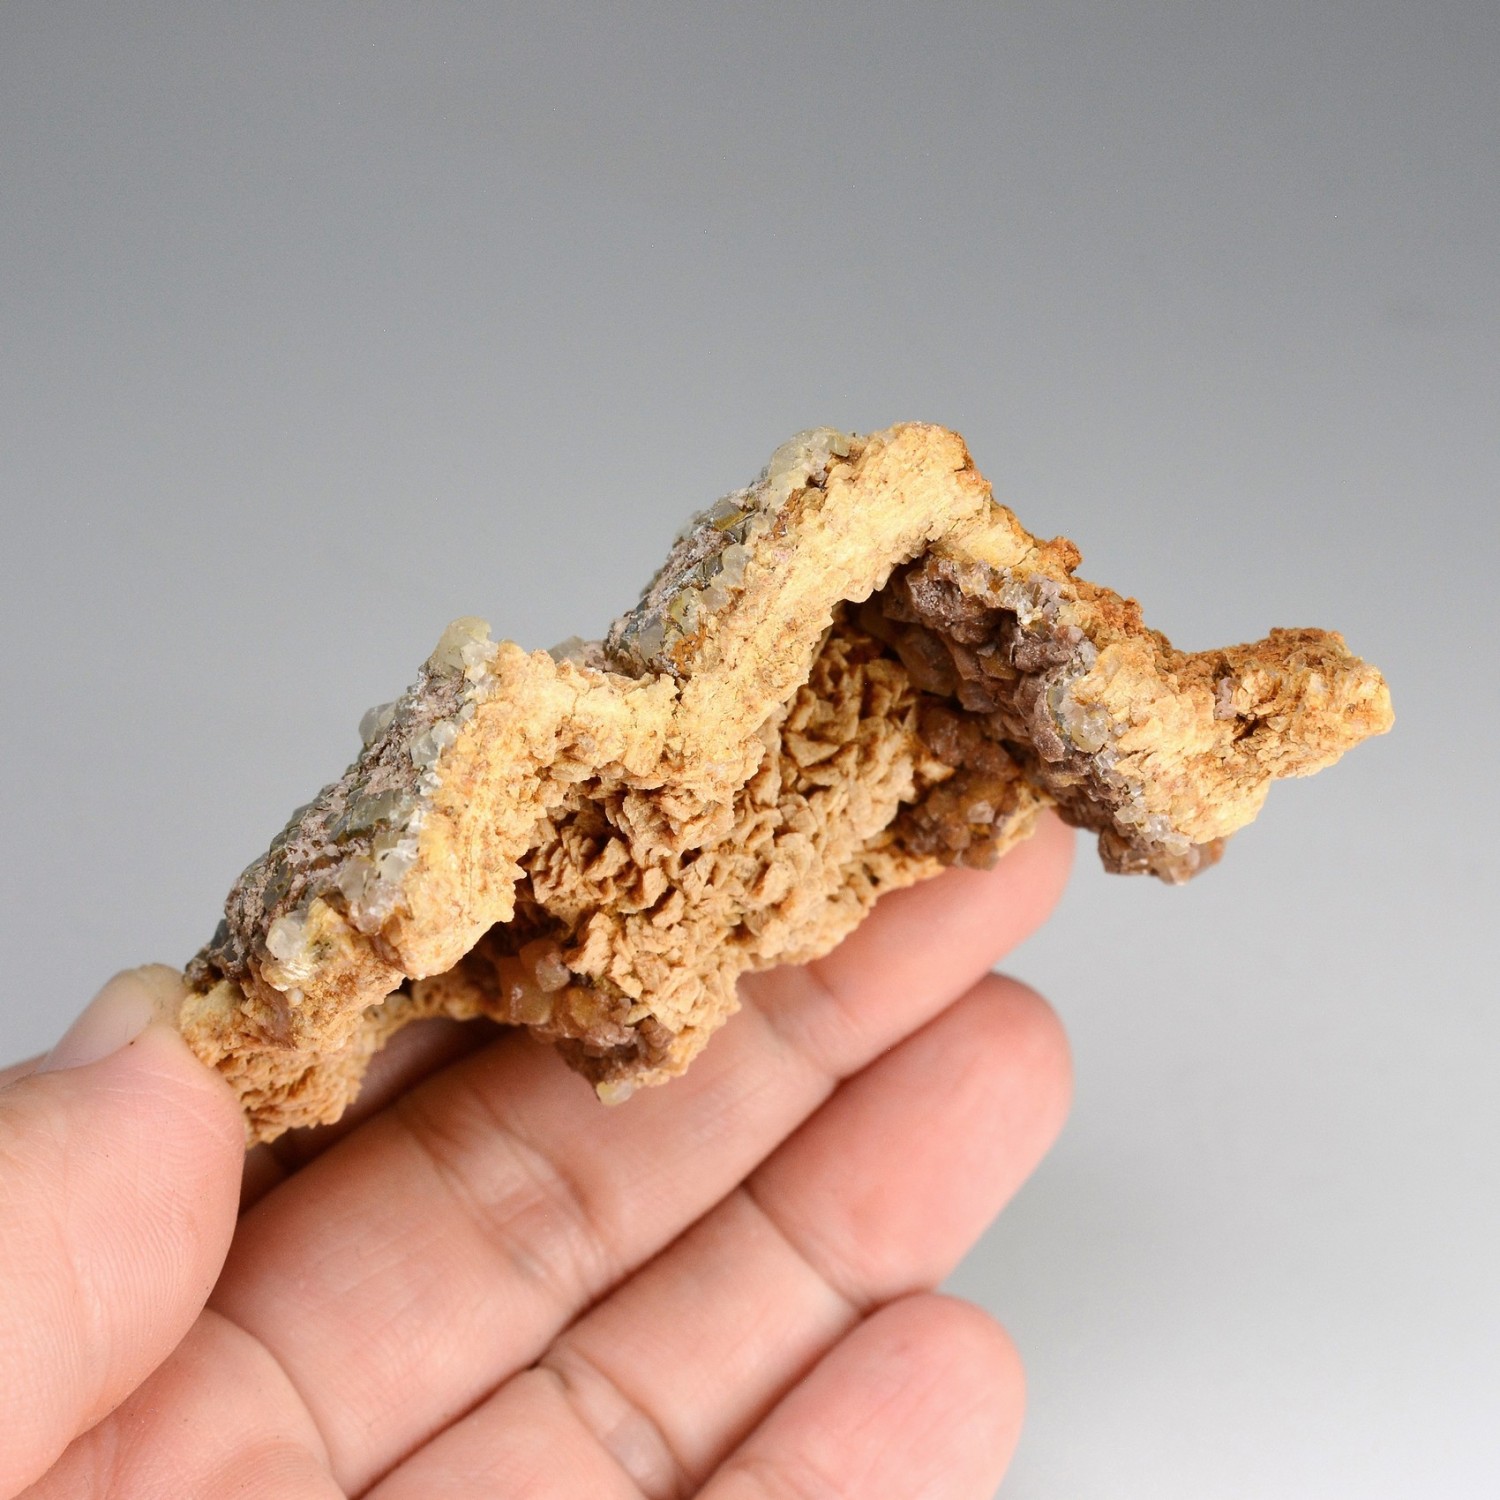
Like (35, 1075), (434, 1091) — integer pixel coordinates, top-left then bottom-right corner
(179, 424), (1394, 1142)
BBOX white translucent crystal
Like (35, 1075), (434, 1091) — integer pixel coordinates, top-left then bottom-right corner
(428, 616), (495, 675)
(1052, 688), (1112, 755)
(264, 912), (308, 962)
(263, 910), (319, 985)
(636, 617), (666, 658)
(341, 788), (412, 835)
(371, 817), (420, 872)
(359, 700), (398, 746)
(717, 542), (749, 586)
(1144, 816), (1191, 854)
(762, 427), (855, 507)
(460, 636), (498, 684)
(337, 855), (375, 907)
(547, 635), (590, 664)
(409, 719), (460, 769)
(667, 588), (702, 631)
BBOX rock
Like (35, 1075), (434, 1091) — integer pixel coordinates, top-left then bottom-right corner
(178, 424), (1393, 1142)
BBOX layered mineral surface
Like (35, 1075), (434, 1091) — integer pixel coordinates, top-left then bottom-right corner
(181, 424), (1393, 1141)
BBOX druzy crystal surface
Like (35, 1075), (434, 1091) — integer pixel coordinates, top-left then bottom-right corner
(179, 425), (1393, 1142)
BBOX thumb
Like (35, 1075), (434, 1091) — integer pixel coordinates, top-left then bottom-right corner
(0, 966), (245, 1496)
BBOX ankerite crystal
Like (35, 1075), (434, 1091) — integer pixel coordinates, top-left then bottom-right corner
(180, 424), (1393, 1141)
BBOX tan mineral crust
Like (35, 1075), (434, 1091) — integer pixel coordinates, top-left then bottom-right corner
(180, 424), (1393, 1143)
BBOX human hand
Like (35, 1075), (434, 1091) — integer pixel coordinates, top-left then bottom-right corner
(2, 814), (1073, 1499)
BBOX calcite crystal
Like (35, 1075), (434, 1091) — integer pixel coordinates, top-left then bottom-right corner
(181, 424), (1393, 1142)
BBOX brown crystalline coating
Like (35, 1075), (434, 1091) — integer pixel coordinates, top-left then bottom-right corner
(178, 424), (1393, 1141)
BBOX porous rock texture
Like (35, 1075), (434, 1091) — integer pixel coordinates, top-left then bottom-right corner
(180, 424), (1393, 1142)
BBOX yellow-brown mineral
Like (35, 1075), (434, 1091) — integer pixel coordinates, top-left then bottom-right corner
(179, 425), (1393, 1142)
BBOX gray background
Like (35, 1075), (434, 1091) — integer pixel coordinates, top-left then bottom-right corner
(2, 3), (1495, 1495)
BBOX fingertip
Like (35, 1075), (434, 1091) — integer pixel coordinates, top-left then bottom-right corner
(904, 1293), (1028, 1469)
(34, 964), (246, 1157)
(858, 1293), (1027, 1491)
(708, 1291), (1027, 1499)
(896, 1291), (1026, 1402)
(974, 972), (1075, 1143)
(38, 967), (162, 1074)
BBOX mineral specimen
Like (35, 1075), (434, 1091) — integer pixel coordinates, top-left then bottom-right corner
(179, 424), (1393, 1142)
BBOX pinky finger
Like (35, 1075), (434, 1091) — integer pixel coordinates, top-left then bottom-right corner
(700, 1293), (1024, 1500)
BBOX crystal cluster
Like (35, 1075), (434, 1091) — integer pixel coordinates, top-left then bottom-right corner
(178, 423), (1392, 1142)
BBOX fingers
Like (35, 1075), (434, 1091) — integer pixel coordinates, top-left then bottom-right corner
(240, 1016), (503, 1210)
(0, 970), (245, 1496)
(701, 1293), (1025, 1500)
(23, 1311), (339, 1500)
(209, 814), (1073, 1493)
(366, 974), (1068, 1497)
(746, 975), (1071, 1307)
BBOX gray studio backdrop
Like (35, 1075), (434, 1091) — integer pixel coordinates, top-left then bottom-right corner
(2, 4), (1495, 1496)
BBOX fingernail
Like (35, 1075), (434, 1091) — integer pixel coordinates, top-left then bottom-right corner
(39, 966), (183, 1073)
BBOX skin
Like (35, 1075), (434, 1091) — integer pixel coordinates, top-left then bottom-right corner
(0, 813), (1074, 1499)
